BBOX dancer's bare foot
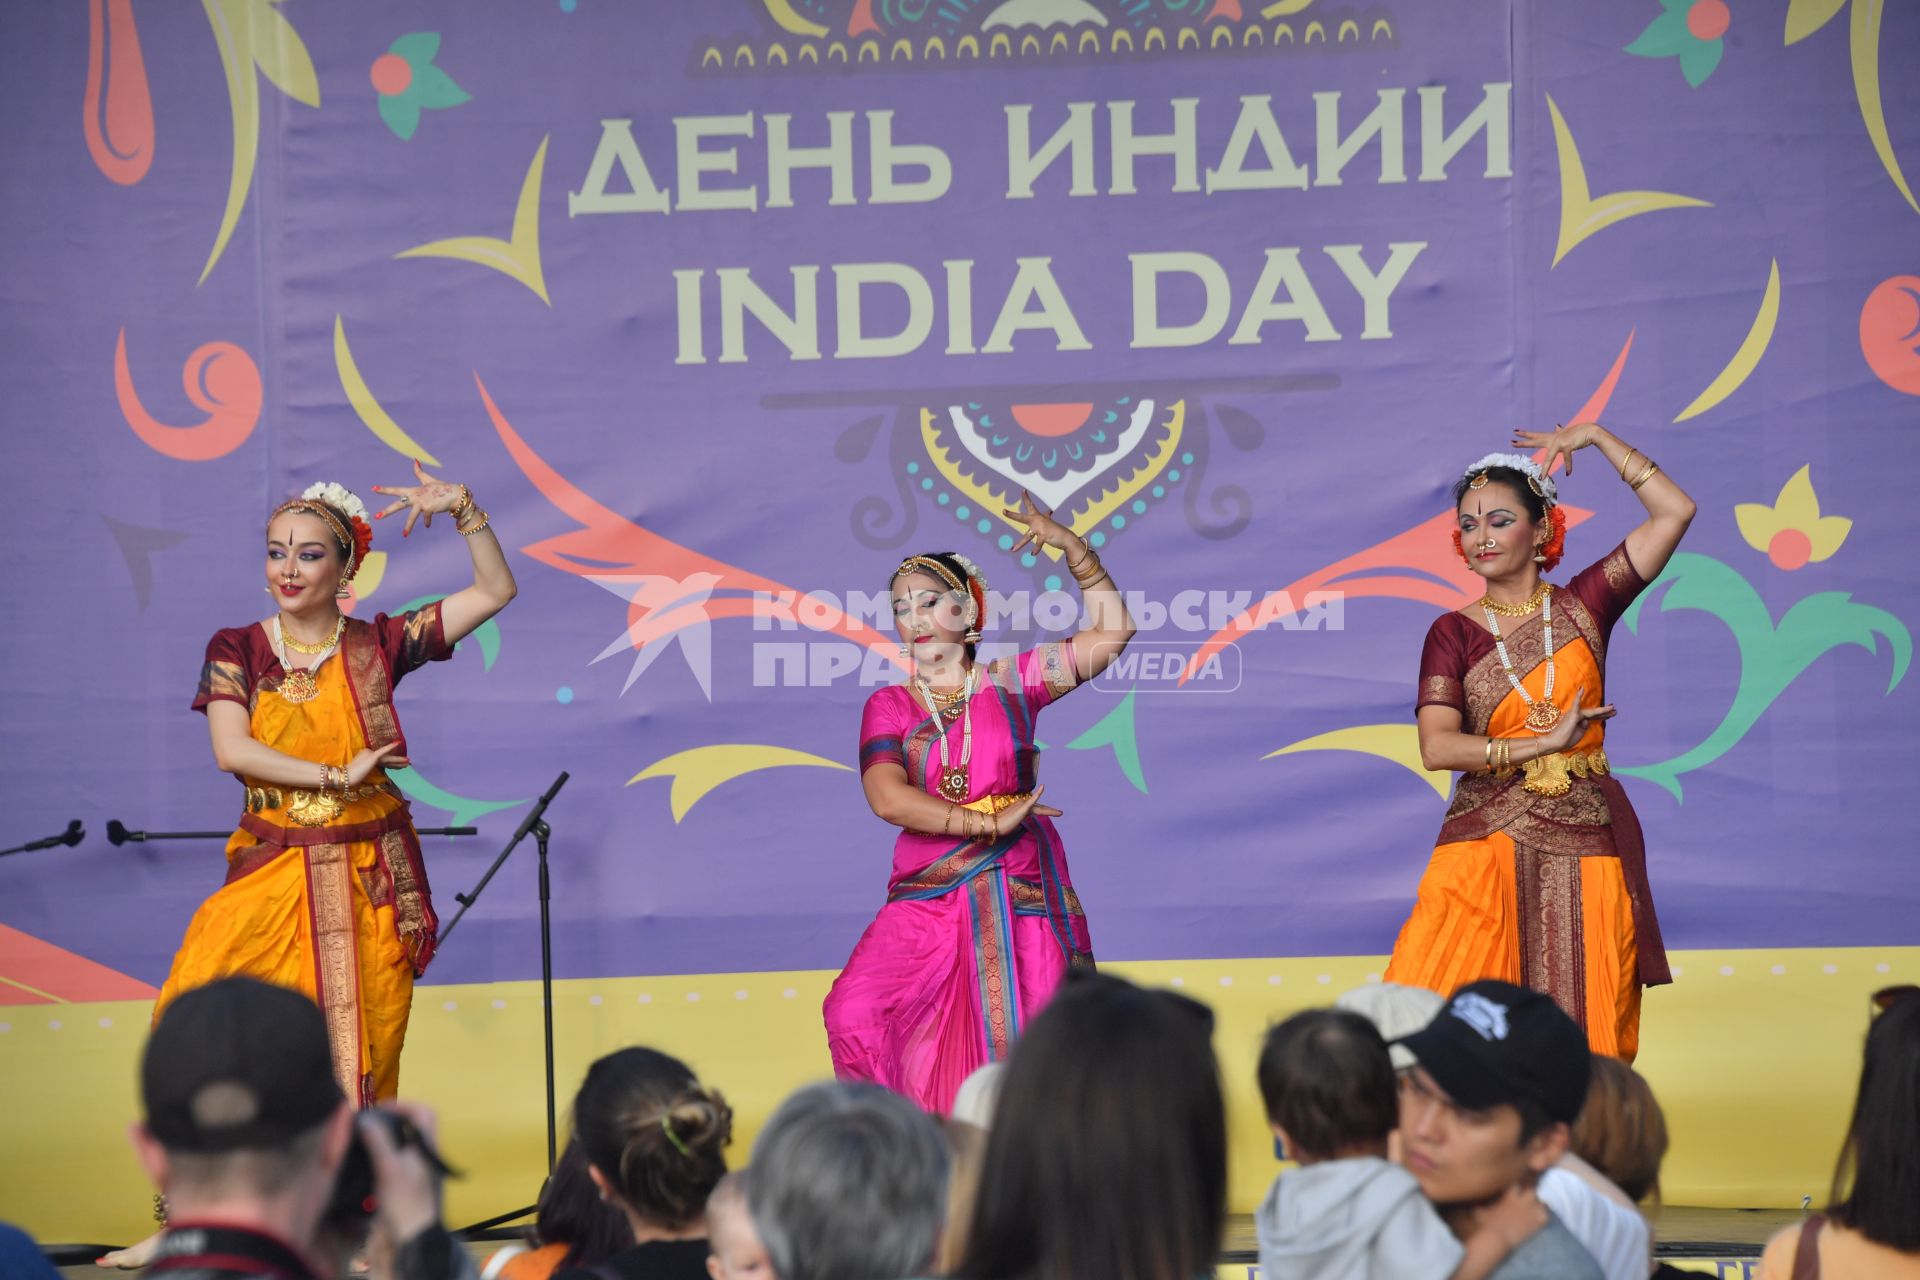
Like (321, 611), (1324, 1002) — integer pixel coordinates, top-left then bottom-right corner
(96, 1229), (163, 1269)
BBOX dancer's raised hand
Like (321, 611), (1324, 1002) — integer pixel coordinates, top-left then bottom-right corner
(372, 460), (469, 538)
(1003, 490), (1080, 557)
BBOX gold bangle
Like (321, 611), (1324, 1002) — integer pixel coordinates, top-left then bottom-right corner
(942, 804), (955, 836)
(1616, 449), (1639, 482)
(448, 485), (473, 519)
(457, 508), (491, 536)
(1629, 460), (1659, 491)
(1484, 738), (1495, 772)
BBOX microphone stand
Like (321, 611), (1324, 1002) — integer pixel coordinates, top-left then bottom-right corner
(108, 820), (477, 844)
(0, 820), (85, 857)
(438, 771), (569, 1180)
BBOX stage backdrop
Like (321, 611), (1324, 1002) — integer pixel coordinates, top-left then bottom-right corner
(3, 0), (1917, 1244)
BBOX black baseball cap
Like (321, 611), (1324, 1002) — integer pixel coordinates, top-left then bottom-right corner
(142, 977), (345, 1152)
(1393, 980), (1592, 1124)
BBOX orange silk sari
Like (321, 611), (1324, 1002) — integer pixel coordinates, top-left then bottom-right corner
(158, 611), (446, 1103)
(1386, 545), (1669, 1060)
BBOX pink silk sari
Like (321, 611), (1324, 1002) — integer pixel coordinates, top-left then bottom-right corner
(826, 642), (1095, 1112)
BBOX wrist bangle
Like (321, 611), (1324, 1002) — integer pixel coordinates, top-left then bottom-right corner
(1484, 738), (1495, 772)
(448, 485), (473, 519)
(457, 508), (491, 536)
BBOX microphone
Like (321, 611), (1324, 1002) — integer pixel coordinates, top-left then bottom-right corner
(107, 819), (139, 846)
(20, 820), (84, 852)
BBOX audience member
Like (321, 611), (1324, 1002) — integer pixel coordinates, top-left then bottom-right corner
(1757, 985), (1920, 1279)
(703, 1172), (769, 1280)
(558, 1048), (731, 1280)
(128, 976), (469, 1280)
(935, 1119), (989, 1276)
(483, 1139), (633, 1280)
(1254, 1008), (1530, 1280)
(747, 1080), (948, 1280)
(949, 1062), (1005, 1130)
(1337, 983), (1445, 1071)
(1394, 980), (1605, 1280)
(951, 971), (1225, 1280)
(0, 1223), (62, 1280)
(1570, 1056), (1668, 1206)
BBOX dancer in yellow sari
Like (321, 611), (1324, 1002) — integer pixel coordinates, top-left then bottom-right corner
(103, 468), (514, 1269)
(156, 465), (516, 1103)
(1386, 424), (1694, 1060)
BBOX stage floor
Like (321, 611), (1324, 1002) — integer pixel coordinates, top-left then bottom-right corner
(52, 1205), (1803, 1278)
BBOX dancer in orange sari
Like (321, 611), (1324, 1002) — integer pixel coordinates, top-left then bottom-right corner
(1385, 424), (1694, 1060)
(160, 466), (515, 1093)
(104, 467), (514, 1268)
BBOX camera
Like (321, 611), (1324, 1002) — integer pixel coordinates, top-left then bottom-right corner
(325, 1108), (459, 1226)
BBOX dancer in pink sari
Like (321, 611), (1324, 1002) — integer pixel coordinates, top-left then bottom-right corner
(826, 494), (1136, 1112)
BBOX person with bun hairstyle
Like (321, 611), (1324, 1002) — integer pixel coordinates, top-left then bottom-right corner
(1387, 424), (1695, 1059)
(826, 490), (1135, 1112)
(558, 1047), (732, 1280)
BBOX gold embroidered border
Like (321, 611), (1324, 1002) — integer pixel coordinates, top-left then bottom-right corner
(971, 874), (1012, 1061)
(1516, 843), (1588, 1029)
(1008, 876), (1085, 917)
(903, 712), (939, 795)
(1443, 775), (1615, 855)
(1602, 546), (1640, 594)
(1037, 641), (1078, 700)
(1419, 674), (1464, 711)
(342, 620), (401, 763)
(401, 602), (444, 672)
(380, 829), (427, 939)
(304, 843), (365, 1104)
(1559, 590), (1605, 667)
(198, 659), (249, 706)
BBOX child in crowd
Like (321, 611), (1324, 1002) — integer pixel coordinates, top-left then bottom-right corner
(1256, 1008), (1534, 1280)
(704, 1172), (770, 1280)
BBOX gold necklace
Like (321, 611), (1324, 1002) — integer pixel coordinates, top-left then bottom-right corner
(280, 615), (345, 654)
(1479, 582), (1550, 618)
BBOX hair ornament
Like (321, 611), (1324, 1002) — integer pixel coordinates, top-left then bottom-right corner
(660, 1113), (691, 1158)
(1462, 452), (1558, 508)
(270, 481), (375, 581)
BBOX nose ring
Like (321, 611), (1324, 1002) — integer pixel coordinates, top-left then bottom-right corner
(1482, 539), (1496, 551)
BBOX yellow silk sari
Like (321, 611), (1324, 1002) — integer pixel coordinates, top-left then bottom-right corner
(160, 612), (446, 1103)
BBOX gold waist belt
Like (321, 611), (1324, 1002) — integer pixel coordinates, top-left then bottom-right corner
(245, 782), (390, 826)
(1498, 748), (1608, 798)
(958, 792), (1033, 814)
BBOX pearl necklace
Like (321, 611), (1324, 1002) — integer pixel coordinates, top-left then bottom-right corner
(1483, 585), (1561, 731)
(912, 665), (976, 802)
